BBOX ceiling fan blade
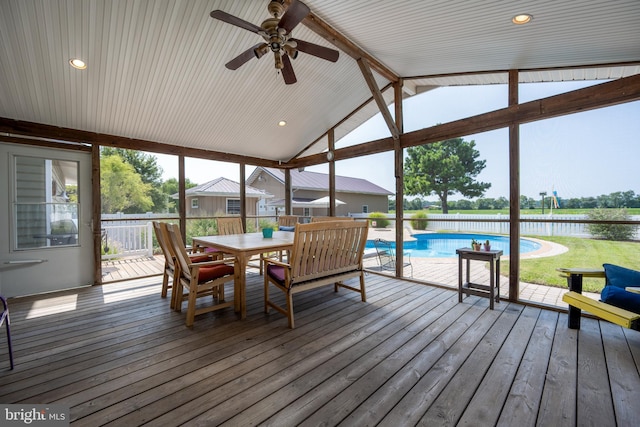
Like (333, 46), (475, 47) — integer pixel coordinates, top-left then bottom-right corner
(225, 44), (264, 70)
(278, 0), (310, 33)
(292, 39), (339, 62)
(210, 10), (262, 33)
(281, 54), (297, 85)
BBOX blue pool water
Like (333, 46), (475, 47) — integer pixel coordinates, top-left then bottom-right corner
(366, 233), (541, 258)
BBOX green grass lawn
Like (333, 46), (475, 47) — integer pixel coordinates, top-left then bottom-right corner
(503, 236), (640, 293)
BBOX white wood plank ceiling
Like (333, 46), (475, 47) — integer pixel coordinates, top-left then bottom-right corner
(0, 0), (639, 162)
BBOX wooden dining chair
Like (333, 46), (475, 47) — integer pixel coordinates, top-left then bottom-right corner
(278, 215), (299, 228)
(1, 296), (13, 370)
(152, 221), (179, 301)
(152, 221), (210, 308)
(202, 216), (245, 260)
(216, 216), (271, 274)
(165, 223), (237, 327)
(275, 215), (298, 262)
(217, 217), (244, 235)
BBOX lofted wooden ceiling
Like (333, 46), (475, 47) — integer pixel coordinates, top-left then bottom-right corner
(0, 0), (639, 165)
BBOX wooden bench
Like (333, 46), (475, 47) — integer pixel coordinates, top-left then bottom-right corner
(557, 267), (640, 330)
(263, 220), (368, 328)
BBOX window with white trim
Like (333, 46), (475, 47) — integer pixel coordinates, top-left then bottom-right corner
(191, 198), (199, 209)
(227, 198), (240, 215)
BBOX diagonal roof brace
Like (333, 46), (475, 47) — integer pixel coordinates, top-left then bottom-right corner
(357, 58), (401, 140)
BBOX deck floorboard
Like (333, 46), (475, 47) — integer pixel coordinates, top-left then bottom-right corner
(1, 271), (639, 426)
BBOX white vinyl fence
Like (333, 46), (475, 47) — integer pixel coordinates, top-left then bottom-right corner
(101, 213), (175, 259)
(350, 213), (640, 239)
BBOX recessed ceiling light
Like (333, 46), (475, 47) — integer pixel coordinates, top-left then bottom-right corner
(512, 14), (533, 25)
(69, 58), (87, 69)
(278, 121), (287, 127)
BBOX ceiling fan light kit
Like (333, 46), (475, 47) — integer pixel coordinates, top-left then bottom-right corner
(210, 0), (339, 84)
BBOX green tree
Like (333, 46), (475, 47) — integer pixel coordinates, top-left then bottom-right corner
(162, 177), (198, 213)
(404, 138), (491, 214)
(455, 199), (474, 210)
(101, 148), (166, 212)
(495, 196), (509, 209)
(582, 197), (598, 208)
(477, 198), (495, 210)
(101, 155), (153, 213)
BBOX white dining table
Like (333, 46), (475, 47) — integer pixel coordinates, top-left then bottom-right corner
(192, 231), (295, 319)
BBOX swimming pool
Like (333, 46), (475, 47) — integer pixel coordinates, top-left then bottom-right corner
(366, 233), (541, 258)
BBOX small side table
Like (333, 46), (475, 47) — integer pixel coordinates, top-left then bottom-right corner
(456, 248), (503, 309)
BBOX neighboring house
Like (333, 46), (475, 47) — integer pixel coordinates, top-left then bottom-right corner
(172, 177), (273, 217)
(247, 167), (393, 217)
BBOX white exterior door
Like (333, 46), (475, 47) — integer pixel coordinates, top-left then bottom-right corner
(0, 142), (94, 297)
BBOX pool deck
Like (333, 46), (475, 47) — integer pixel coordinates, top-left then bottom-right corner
(363, 228), (596, 307)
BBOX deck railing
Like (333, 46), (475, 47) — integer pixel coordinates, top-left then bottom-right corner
(101, 212), (640, 260)
(101, 222), (154, 259)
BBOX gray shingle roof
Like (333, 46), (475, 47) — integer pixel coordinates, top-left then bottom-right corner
(173, 177), (272, 198)
(257, 167), (393, 195)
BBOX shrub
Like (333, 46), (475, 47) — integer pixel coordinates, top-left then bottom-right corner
(411, 211), (428, 230)
(368, 212), (390, 228)
(186, 219), (217, 244)
(259, 218), (277, 231)
(587, 208), (635, 241)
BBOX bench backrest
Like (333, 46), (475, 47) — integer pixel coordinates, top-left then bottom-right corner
(288, 220), (368, 285)
(311, 216), (355, 222)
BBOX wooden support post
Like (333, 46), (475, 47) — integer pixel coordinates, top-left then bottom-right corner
(328, 129), (336, 217)
(508, 69), (520, 301)
(92, 144), (102, 286)
(178, 155), (186, 240)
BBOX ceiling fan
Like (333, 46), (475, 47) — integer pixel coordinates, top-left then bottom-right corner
(210, 0), (340, 84)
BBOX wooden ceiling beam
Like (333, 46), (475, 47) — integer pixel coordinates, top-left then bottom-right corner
(298, 5), (398, 83)
(0, 118), (282, 168)
(357, 58), (400, 140)
(0, 134), (91, 152)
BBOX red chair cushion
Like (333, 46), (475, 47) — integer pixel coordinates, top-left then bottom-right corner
(198, 264), (234, 283)
(189, 255), (211, 263)
(267, 264), (286, 286)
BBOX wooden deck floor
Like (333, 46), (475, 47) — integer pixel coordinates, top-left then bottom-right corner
(2, 273), (640, 426)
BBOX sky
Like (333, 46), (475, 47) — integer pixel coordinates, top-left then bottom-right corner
(154, 80), (640, 203)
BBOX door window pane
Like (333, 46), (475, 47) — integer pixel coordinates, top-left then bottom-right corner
(14, 156), (79, 249)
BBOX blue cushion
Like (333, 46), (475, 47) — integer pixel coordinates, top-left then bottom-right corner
(279, 226), (295, 232)
(601, 285), (640, 314)
(603, 264), (640, 289)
